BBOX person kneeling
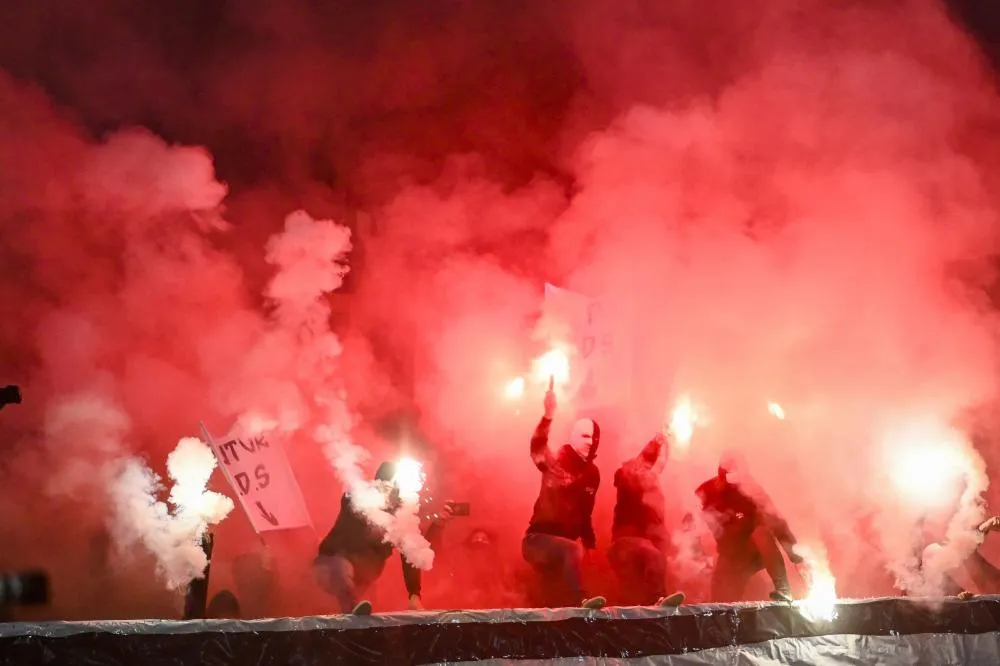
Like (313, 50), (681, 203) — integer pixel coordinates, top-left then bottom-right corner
(314, 461), (451, 615)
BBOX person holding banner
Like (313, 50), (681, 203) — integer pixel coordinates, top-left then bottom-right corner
(696, 452), (800, 603)
(609, 431), (685, 607)
(522, 378), (606, 610)
(314, 461), (453, 615)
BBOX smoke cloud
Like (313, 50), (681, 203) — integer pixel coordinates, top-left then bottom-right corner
(3, 0), (1000, 617)
(110, 437), (233, 590)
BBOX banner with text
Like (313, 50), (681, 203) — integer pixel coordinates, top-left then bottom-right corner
(200, 422), (312, 533)
(543, 283), (630, 409)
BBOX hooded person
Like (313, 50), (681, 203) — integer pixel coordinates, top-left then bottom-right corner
(695, 451), (801, 603)
(314, 460), (452, 615)
(609, 430), (685, 607)
(522, 378), (606, 609)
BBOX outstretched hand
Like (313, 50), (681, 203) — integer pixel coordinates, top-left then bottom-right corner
(543, 376), (557, 418)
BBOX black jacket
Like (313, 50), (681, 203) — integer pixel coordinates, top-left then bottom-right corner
(525, 417), (600, 548)
(696, 473), (796, 553)
(612, 437), (668, 553)
(318, 493), (443, 597)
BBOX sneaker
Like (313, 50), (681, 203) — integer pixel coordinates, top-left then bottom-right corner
(582, 596), (606, 610)
(657, 592), (686, 607)
(351, 600), (373, 616)
(769, 590), (793, 603)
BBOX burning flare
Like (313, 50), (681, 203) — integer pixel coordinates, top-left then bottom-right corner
(504, 376), (526, 401)
(393, 457), (425, 499)
(768, 401), (786, 420)
(888, 426), (972, 510)
(532, 347), (571, 387)
(794, 546), (838, 622)
(669, 395), (696, 446)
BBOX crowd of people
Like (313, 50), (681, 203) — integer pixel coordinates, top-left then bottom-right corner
(313, 381), (809, 615)
(310, 381), (1000, 615)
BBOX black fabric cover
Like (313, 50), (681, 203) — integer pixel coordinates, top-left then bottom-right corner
(1, 596), (999, 665)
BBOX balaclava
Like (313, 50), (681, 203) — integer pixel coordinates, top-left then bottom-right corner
(568, 418), (601, 462)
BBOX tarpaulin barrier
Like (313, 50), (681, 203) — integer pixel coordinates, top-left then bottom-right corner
(1, 596), (999, 665)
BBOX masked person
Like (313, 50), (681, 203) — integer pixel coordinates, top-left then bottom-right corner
(923, 514), (1000, 599)
(610, 431), (685, 607)
(523, 378), (606, 609)
(696, 452), (801, 603)
(314, 461), (450, 615)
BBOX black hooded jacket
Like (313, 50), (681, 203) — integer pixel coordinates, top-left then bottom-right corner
(612, 436), (668, 553)
(318, 465), (444, 597)
(695, 471), (796, 554)
(525, 417), (600, 548)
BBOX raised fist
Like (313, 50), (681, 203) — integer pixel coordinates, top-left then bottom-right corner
(543, 376), (557, 418)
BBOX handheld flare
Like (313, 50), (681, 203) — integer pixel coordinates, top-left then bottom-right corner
(393, 457), (425, 498)
(890, 436), (970, 510)
(504, 376), (526, 401)
(793, 547), (838, 623)
(669, 395), (696, 446)
(532, 347), (570, 387)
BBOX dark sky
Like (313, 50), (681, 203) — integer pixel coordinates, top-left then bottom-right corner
(1, 0), (996, 197)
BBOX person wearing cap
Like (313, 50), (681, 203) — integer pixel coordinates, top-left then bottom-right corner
(610, 430), (685, 607)
(522, 379), (606, 609)
(696, 451), (801, 603)
(314, 460), (452, 615)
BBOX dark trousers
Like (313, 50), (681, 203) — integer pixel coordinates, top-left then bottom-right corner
(609, 536), (666, 605)
(947, 550), (1000, 594)
(522, 533), (585, 605)
(314, 554), (386, 613)
(711, 526), (791, 602)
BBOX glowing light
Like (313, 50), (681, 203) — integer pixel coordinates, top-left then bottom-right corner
(532, 347), (571, 387)
(669, 395), (696, 446)
(796, 567), (838, 622)
(890, 439), (969, 509)
(504, 376), (526, 401)
(393, 457), (425, 498)
(793, 546), (838, 622)
(768, 401), (785, 420)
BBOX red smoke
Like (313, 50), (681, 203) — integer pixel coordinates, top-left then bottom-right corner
(3, 0), (1000, 618)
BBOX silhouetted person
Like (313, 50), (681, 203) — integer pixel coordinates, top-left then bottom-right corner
(696, 452), (800, 603)
(610, 431), (684, 606)
(522, 378), (605, 609)
(314, 461), (451, 615)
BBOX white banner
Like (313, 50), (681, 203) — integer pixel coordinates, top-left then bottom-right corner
(200, 421), (312, 533)
(543, 283), (628, 409)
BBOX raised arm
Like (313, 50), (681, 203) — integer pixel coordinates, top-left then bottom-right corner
(638, 432), (666, 466)
(530, 417), (555, 471)
(531, 377), (558, 471)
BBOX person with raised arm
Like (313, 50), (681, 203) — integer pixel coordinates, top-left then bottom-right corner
(522, 378), (606, 609)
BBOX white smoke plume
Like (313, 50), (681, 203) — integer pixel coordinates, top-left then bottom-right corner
(243, 209), (436, 569)
(109, 437), (234, 590)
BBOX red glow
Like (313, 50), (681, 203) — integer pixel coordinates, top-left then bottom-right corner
(2, 0), (1000, 618)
